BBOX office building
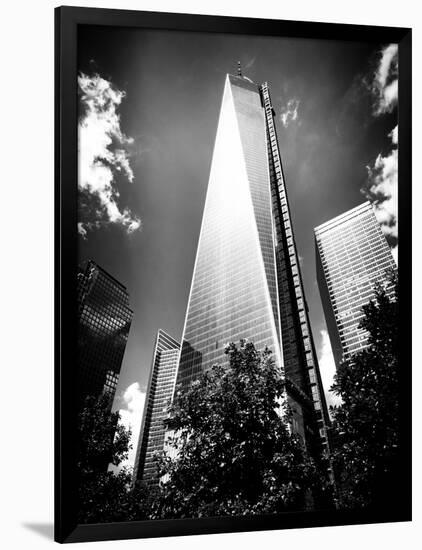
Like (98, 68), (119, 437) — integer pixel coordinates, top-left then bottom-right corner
(77, 259), (133, 407)
(133, 329), (180, 485)
(175, 72), (330, 457)
(315, 201), (397, 367)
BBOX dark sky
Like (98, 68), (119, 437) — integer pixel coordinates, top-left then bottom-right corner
(78, 27), (397, 406)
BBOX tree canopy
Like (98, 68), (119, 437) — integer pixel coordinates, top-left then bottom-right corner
(153, 341), (329, 519)
(330, 273), (400, 509)
(77, 393), (150, 523)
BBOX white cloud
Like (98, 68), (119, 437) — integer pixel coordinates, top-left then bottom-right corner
(390, 124), (398, 145)
(77, 222), (87, 239)
(280, 98), (300, 128)
(115, 382), (146, 471)
(317, 330), (342, 410)
(364, 44), (398, 257)
(78, 72), (141, 236)
(364, 125), (398, 245)
(371, 44), (398, 116)
(391, 246), (398, 265)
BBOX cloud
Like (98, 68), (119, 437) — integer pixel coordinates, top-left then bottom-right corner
(280, 98), (300, 128)
(244, 56), (256, 70)
(391, 246), (398, 265)
(114, 382), (146, 471)
(77, 222), (87, 239)
(364, 125), (398, 248)
(370, 44), (398, 116)
(78, 72), (141, 237)
(317, 330), (342, 410)
(362, 45), (398, 256)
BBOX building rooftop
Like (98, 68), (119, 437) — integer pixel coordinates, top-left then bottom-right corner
(314, 201), (373, 235)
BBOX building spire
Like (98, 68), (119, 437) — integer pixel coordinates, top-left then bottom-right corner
(237, 61), (242, 77)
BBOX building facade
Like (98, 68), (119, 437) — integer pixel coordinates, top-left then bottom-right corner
(77, 259), (133, 407)
(175, 73), (330, 458)
(315, 201), (397, 367)
(133, 329), (180, 485)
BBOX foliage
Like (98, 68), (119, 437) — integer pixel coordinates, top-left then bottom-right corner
(330, 272), (400, 509)
(78, 393), (130, 473)
(152, 341), (328, 519)
(77, 393), (150, 523)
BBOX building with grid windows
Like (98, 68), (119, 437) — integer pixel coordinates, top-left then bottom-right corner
(133, 329), (180, 485)
(175, 72), (330, 458)
(315, 201), (397, 368)
(77, 259), (133, 408)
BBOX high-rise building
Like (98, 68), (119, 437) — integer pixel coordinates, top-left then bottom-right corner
(175, 72), (330, 457)
(77, 259), (133, 407)
(314, 201), (397, 367)
(133, 329), (180, 485)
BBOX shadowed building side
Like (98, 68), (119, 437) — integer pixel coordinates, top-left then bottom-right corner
(260, 82), (331, 457)
(133, 329), (180, 485)
(77, 259), (133, 409)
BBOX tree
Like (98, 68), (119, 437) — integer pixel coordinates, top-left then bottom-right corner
(153, 341), (329, 519)
(77, 393), (150, 523)
(330, 273), (399, 509)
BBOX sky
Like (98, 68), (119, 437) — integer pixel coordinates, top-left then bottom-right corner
(77, 27), (398, 468)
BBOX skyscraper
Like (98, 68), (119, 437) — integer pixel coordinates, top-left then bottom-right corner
(133, 329), (180, 485)
(315, 201), (397, 368)
(77, 259), (133, 407)
(175, 73), (330, 457)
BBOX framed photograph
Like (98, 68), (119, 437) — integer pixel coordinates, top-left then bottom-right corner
(55, 6), (411, 543)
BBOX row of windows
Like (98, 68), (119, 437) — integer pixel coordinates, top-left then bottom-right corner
(321, 247), (394, 276)
(322, 245), (393, 272)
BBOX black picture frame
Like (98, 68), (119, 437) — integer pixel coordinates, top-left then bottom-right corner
(55, 6), (412, 544)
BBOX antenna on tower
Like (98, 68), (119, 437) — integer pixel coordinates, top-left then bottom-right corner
(237, 61), (242, 77)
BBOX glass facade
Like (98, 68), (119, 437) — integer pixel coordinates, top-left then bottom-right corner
(315, 201), (397, 367)
(175, 74), (329, 457)
(177, 75), (282, 390)
(77, 259), (133, 407)
(133, 329), (180, 485)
